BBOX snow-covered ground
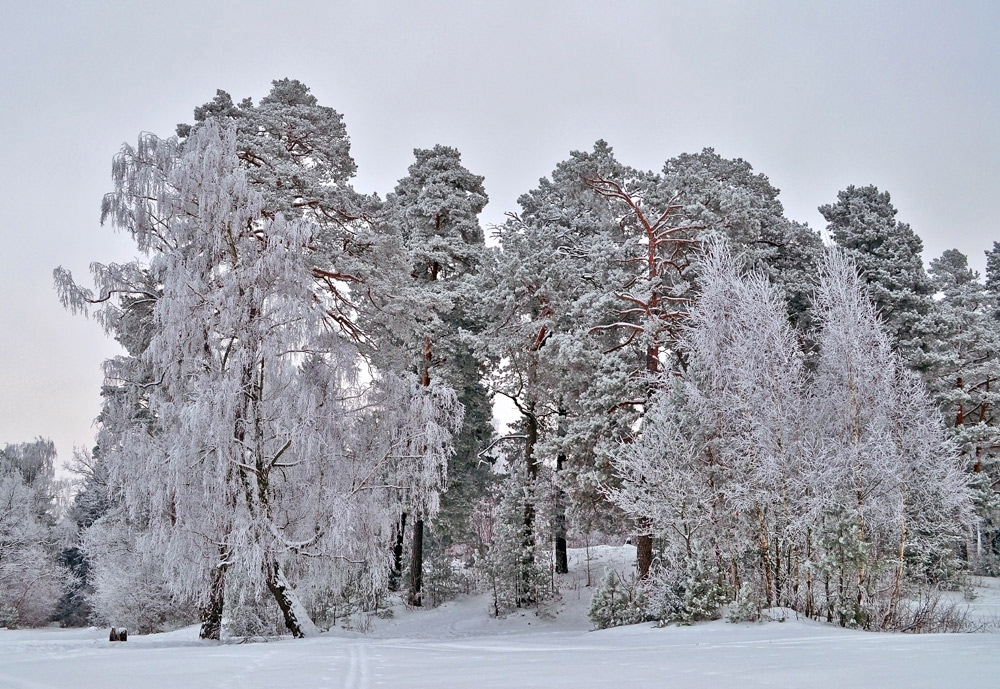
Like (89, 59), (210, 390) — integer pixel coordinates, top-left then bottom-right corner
(1, 547), (997, 689)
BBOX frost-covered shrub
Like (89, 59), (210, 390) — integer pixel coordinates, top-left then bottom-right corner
(304, 567), (383, 631)
(84, 518), (197, 634)
(476, 470), (552, 617)
(727, 583), (761, 623)
(224, 588), (284, 638)
(587, 568), (649, 629)
(422, 544), (478, 608)
(0, 544), (66, 628)
(646, 558), (727, 626)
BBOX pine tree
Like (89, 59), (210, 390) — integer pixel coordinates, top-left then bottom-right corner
(52, 447), (111, 627)
(483, 141), (633, 583)
(382, 145), (489, 606)
(819, 185), (934, 367)
(924, 249), (1000, 570)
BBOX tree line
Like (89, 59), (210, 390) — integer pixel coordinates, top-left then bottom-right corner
(2, 79), (993, 636)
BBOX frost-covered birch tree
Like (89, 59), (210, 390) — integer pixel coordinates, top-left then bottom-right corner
(610, 243), (807, 616)
(56, 119), (460, 638)
(809, 249), (973, 627)
(0, 439), (66, 627)
(608, 244), (973, 629)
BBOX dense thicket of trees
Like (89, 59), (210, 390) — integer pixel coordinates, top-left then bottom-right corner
(0, 439), (65, 627)
(26, 78), (993, 635)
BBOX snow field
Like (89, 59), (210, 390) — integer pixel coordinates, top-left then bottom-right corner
(0, 547), (997, 689)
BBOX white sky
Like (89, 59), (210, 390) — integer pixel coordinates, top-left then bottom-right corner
(1, 1), (997, 468)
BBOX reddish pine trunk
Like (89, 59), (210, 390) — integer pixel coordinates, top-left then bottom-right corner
(636, 535), (654, 579)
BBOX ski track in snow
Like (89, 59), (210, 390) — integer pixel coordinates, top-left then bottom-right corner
(340, 642), (369, 689)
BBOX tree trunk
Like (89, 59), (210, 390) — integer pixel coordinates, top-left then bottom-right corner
(519, 399), (539, 604)
(390, 512), (407, 592)
(408, 518), (424, 606)
(635, 343), (658, 580)
(554, 450), (568, 575)
(198, 557), (227, 640)
(407, 331), (433, 604)
(636, 534), (653, 579)
(756, 505), (773, 607)
(554, 405), (568, 575)
(266, 560), (319, 638)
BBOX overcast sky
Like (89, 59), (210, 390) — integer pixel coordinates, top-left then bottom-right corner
(1, 1), (997, 468)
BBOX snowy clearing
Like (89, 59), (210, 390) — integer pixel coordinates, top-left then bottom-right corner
(1, 548), (997, 689)
(0, 608), (997, 689)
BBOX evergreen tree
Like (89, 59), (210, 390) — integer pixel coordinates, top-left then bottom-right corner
(924, 249), (1000, 570)
(656, 149), (824, 333)
(819, 185), (934, 367)
(483, 141), (633, 583)
(51, 448), (111, 627)
(924, 250), (1000, 469)
(382, 145), (489, 606)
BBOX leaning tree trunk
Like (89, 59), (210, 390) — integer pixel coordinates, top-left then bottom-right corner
(266, 560), (319, 638)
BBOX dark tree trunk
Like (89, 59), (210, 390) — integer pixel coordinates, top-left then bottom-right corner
(407, 329), (433, 605)
(636, 534), (653, 579)
(554, 532), (569, 575)
(390, 512), (407, 592)
(554, 404), (569, 575)
(199, 557), (227, 640)
(554, 449), (568, 575)
(408, 518), (424, 606)
(518, 401), (540, 605)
